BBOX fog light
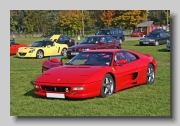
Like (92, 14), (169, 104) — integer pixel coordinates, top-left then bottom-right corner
(73, 87), (85, 90)
(34, 85), (40, 88)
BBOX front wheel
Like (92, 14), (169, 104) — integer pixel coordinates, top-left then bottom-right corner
(100, 74), (114, 98)
(36, 50), (44, 59)
(146, 64), (155, 84)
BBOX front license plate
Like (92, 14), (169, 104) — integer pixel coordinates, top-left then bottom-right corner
(46, 93), (65, 99)
(19, 55), (24, 58)
(143, 42), (149, 44)
(71, 52), (79, 55)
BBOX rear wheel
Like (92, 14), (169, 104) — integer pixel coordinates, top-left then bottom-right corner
(146, 64), (155, 84)
(36, 50), (44, 59)
(100, 74), (114, 98)
(61, 48), (67, 56)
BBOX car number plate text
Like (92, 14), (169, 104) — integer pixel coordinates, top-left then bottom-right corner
(71, 52), (79, 55)
(46, 93), (65, 99)
(143, 42), (149, 44)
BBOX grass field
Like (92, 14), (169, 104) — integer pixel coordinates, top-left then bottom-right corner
(10, 37), (170, 116)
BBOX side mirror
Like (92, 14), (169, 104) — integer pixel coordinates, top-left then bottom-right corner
(50, 58), (63, 65)
(114, 59), (127, 66)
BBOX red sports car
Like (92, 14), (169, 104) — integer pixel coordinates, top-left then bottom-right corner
(33, 49), (157, 99)
(10, 41), (27, 55)
(131, 31), (144, 37)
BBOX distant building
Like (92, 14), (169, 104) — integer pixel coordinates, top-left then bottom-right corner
(137, 21), (165, 35)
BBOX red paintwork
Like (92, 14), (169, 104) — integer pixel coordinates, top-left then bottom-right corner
(10, 43), (27, 55)
(34, 49), (157, 99)
(131, 31), (143, 37)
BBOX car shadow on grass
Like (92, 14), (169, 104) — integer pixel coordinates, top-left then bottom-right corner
(23, 89), (94, 101)
(134, 44), (153, 46)
(158, 48), (169, 52)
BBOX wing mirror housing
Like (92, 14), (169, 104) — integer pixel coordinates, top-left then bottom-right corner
(50, 58), (63, 65)
(114, 59), (127, 66)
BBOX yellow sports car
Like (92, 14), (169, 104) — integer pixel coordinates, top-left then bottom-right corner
(16, 41), (68, 58)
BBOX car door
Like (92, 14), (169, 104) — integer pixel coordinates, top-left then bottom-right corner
(106, 36), (117, 49)
(45, 42), (59, 56)
(158, 32), (166, 44)
(112, 51), (139, 89)
(163, 32), (170, 44)
(96, 36), (108, 49)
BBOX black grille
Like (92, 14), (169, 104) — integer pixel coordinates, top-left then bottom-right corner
(19, 52), (26, 56)
(41, 86), (71, 92)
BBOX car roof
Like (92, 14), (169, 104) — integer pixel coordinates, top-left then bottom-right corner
(86, 35), (108, 37)
(83, 49), (130, 53)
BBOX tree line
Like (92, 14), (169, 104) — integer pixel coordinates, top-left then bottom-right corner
(10, 10), (170, 37)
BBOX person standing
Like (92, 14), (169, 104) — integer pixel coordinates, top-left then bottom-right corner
(12, 34), (15, 41)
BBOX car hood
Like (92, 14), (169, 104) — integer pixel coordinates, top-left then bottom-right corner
(18, 47), (43, 52)
(70, 44), (97, 49)
(35, 66), (105, 84)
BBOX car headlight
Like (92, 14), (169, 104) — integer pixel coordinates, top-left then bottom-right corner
(29, 49), (35, 53)
(150, 39), (155, 42)
(34, 85), (40, 89)
(82, 48), (90, 51)
(73, 87), (85, 90)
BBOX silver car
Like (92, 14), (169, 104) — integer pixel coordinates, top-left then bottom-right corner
(166, 39), (170, 51)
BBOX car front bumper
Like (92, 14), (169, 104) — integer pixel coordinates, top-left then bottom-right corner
(16, 52), (36, 58)
(34, 81), (101, 99)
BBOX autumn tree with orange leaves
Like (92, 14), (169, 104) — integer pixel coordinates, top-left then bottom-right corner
(99, 10), (115, 28)
(112, 10), (146, 30)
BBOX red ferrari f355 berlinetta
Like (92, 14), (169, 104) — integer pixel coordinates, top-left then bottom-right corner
(33, 49), (157, 99)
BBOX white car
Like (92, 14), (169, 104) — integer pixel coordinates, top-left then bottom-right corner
(166, 39), (170, 51)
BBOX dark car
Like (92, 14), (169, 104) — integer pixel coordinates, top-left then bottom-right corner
(67, 35), (121, 59)
(151, 28), (167, 33)
(55, 35), (75, 47)
(95, 28), (125, 43)
(139, 31), (170, 46)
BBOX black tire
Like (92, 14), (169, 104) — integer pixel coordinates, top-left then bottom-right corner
(100, 74), (114, 98)
(36, 50), (44, 59)
(146, 64), (155, 84)
(61, 48), (67, 56)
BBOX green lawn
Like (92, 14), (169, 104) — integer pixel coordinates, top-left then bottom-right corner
(10, 37), (170, 116)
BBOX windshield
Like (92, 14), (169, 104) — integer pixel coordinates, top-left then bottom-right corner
(97, 30), (110, 35)
(31, 41), (46, 47)
(65, 52), (113, 66)
(145, 32), (160, 37)
(79, 37), (100, 44)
